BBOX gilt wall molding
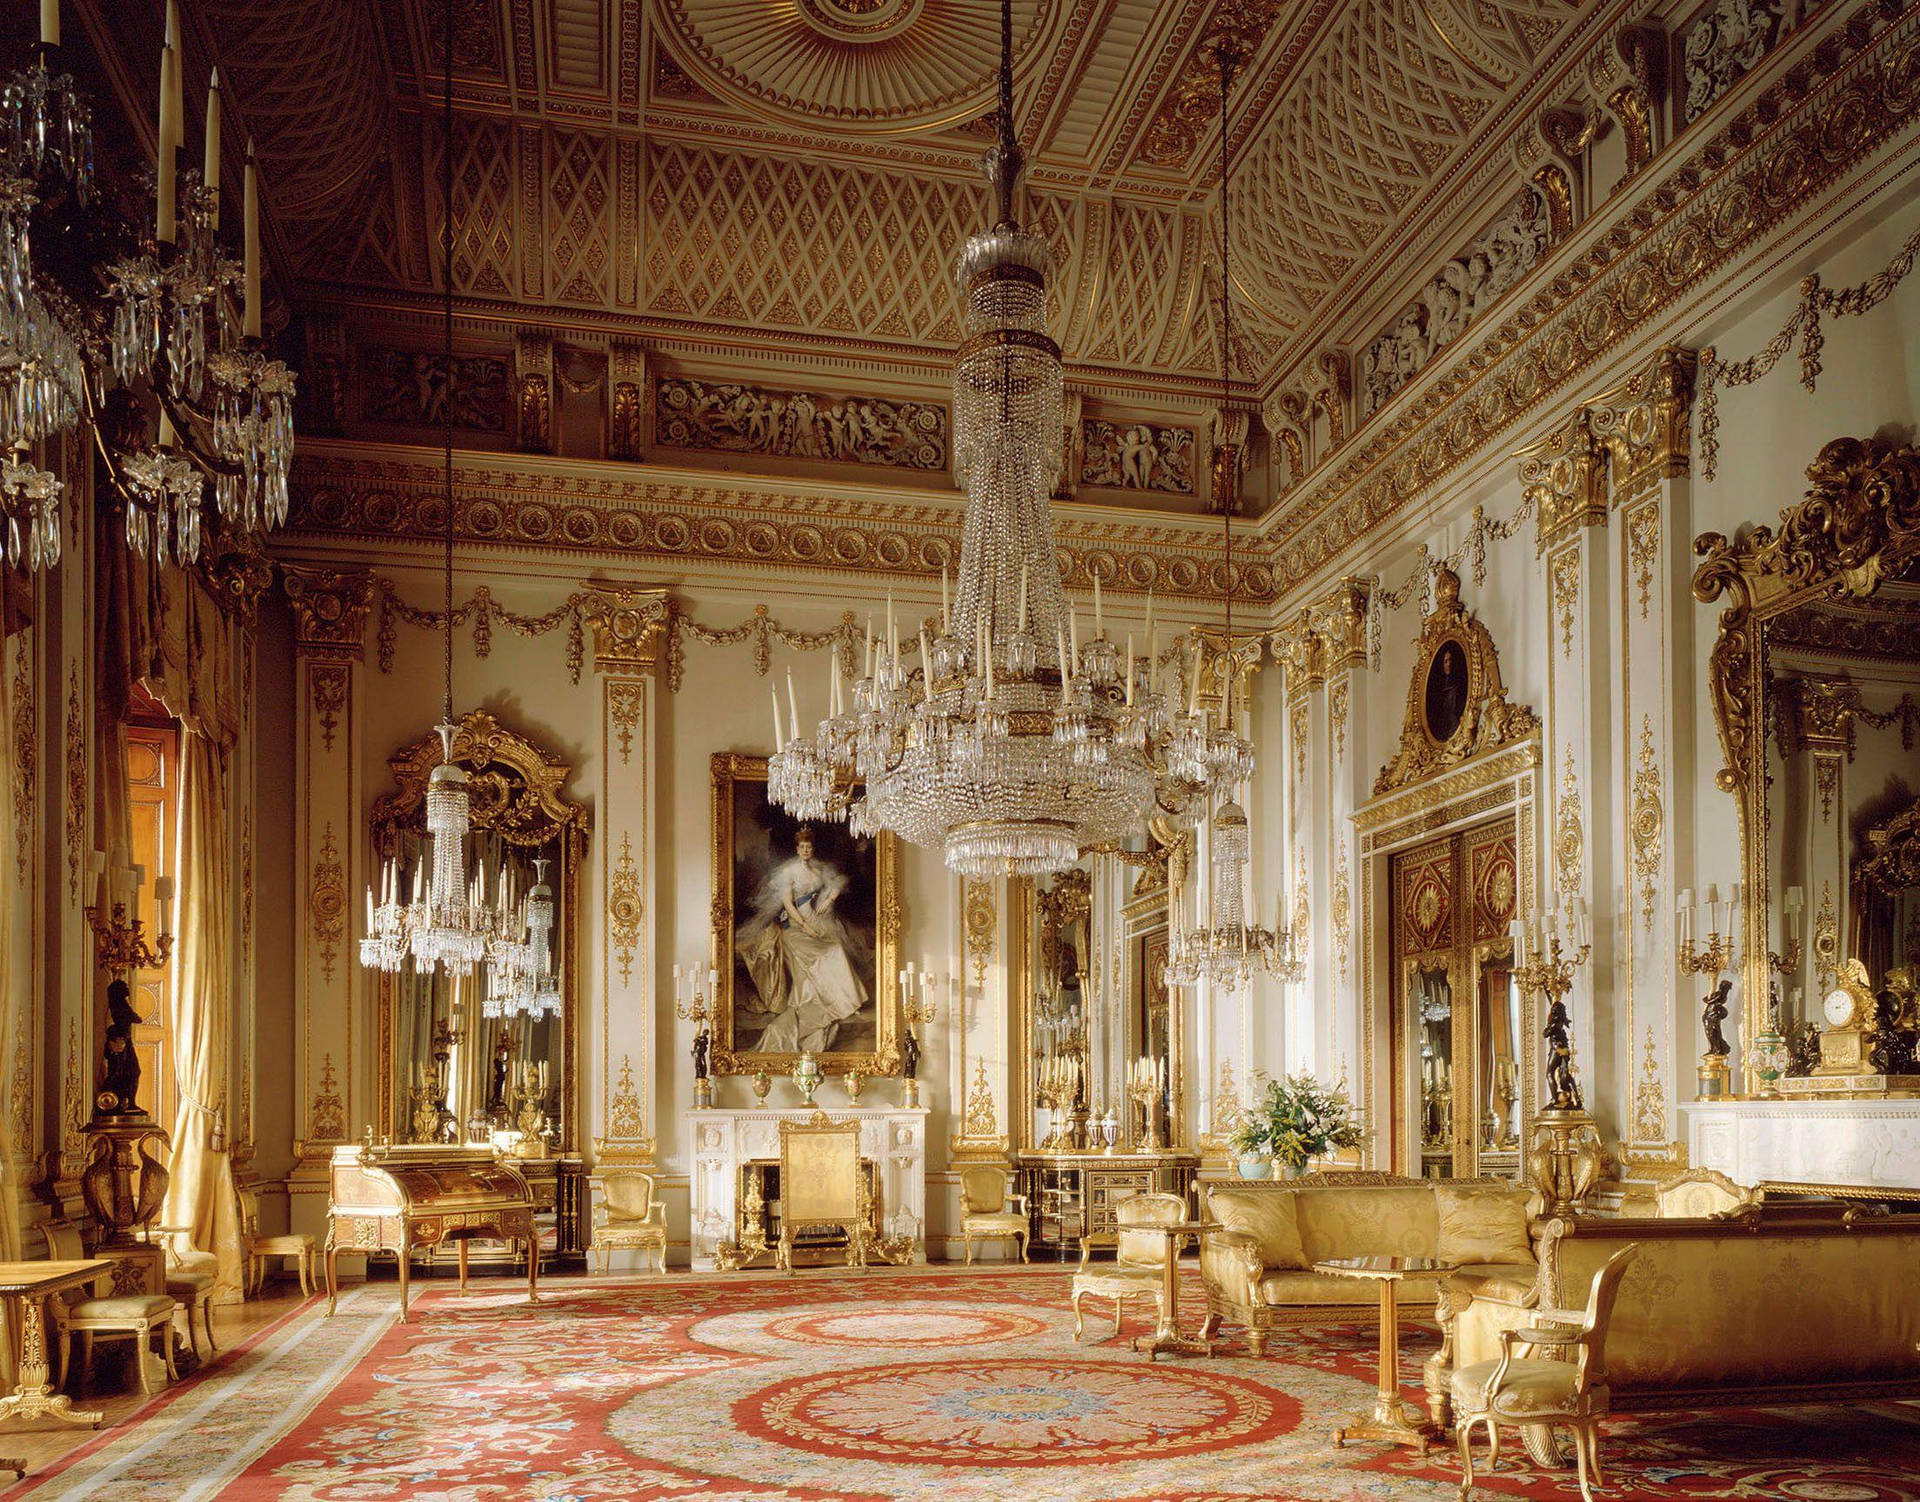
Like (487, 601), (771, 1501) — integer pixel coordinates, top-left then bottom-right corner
(287, 444), (1275, 601)
(1272, 5), (1920, 596)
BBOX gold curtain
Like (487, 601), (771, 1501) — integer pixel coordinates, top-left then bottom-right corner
(160, 732), (245, 1302)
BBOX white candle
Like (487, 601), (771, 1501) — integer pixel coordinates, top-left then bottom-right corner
(1124, 634), (1135, 705)
(157, 46), (179, 242)
(771, 686), (783, 752)
(1069, 607), (1079, 662)
(920, 628), (932, 704)
(940, 566), (950, 632)
(786, 669), (799, 740)
(40, 0), (58, 47)
(154, 874), (173, 938)
(242, 144), (261, 337)
(203, 68), (221, 226)
(1018, 563), (1029, 632)
(1093, 571), (1103, 636)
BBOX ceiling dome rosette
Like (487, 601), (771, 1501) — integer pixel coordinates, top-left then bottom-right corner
(655, 0), (1053, 134)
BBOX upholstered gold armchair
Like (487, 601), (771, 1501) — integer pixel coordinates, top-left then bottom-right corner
(1071, 1191), (1185, 1342)
(151, 1224), (218, 1358)
(591, 1169), (669, 1274)
(959, 1166), (1029, 1265)
(1451, 1244), (1640, 1502)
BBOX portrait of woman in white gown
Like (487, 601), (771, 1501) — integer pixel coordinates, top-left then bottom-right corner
(734, 826), (876, 1055)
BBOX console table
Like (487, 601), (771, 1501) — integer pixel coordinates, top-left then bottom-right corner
(687, 1106), (929, 1270)
(1682, 1099), (1920, 1198)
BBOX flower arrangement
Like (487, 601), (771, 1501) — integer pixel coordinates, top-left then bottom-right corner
(1230, 1073), (1362, 1172)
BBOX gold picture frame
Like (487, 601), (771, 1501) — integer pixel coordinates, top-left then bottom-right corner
(708, 752), (901, 1077)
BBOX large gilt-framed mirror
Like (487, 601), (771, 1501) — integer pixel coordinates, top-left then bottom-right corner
(1694, 438), (1920, 1084)
(1010, 837), (1180, 1155)
(371, 711), (589, 1151)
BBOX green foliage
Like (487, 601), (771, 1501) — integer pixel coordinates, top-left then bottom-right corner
(1228, 1073), (1361, 1169)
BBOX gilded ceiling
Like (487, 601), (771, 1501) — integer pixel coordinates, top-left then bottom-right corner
(163, 0), (1606, 412)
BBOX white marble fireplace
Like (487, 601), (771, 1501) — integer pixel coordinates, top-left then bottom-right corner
(686, 1105), (931, 1270)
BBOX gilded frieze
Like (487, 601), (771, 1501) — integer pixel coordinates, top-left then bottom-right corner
(1277, 13), (1920, 590)
(655, 376), (949, 473)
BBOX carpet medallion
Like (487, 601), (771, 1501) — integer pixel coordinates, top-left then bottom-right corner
(11, 1268), (1920, 1501)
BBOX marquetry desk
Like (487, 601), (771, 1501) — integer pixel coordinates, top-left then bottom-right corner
(0, 1258), (115, 1453)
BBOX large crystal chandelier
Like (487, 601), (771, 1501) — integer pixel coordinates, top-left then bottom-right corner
(1161, 42), (1295, 996)
(359, 10), (494, 978)
(771, 0), (1238, 878)
(2, 3), (295, 569)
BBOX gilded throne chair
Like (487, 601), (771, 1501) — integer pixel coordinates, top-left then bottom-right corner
(1450, 1244), (1639, 1502)
(1070, 1191), (1187, 1342)
(959, 1166), (1030, 1265)
(777, 1111), (870, 1272)
(591, 1169), (669, 1274)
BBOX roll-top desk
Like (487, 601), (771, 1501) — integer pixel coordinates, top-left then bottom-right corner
(1018, 1151), (1197, 1255)
(325, 1144), (539, 1321)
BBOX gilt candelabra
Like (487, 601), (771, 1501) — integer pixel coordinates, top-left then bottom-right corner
(1509, 904), (1600, 1217)
(82, 852), (173, 976)
(899, 960), (941, 1108)
(673, 961), (717, 1107)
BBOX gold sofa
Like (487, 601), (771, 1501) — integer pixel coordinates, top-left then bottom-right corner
(1433, 1204), (1920, 1423)
(1198, 1174), (1538, 1356)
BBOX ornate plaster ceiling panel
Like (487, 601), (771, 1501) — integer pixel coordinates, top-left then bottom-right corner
(655, 0), (1051, 133)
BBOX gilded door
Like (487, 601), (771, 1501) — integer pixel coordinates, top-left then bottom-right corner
(1389, 818), (1520, 1178)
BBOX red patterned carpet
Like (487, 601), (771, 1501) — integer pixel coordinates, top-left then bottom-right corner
(11, 1267), (1920, 1500)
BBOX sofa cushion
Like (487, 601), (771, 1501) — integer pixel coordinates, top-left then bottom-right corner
(1209, 1189), (1307, 1270)
(1293, 1186), (1439, 1263)
(1436, 1184), (1534, 1266)
(1257, 1269), (1445, 1306)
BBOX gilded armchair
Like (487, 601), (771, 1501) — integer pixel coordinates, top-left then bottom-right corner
(959, 1166), (1029, 1265)
(1070, 1191), (1186, 1342)
(777, 1111), (869, 1272)
(591, 1169), (669, 1274)
(1450, 1244), (1639, 1502)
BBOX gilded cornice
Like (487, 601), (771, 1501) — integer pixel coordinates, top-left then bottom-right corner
(1271, 575), (1372, 694)
(287, 442), (1276, 603)
(1271, 5), (1920, 594)
(1518, 411), (1608, 558)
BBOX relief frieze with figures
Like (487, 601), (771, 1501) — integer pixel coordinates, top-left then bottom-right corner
(654, 376), (948, 472)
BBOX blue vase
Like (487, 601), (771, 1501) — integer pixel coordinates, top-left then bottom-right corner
(1237, 1154), (1273, 1179)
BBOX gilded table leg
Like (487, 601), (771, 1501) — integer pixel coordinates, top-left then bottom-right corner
(397, 1250), (411, 1325)
(1131, 1231), (1213, 1361)
(1332, 1277), (1436, 1454)
(526, 1229), (541, 1305)
(325, 1235), (340, 1317)
(0, 1294), (104, 1431)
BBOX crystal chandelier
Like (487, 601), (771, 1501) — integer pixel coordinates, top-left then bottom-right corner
(770, 0), (1235, 878)
(359, 10), (494, 978)
(481, 858), (561, 1019)
(1160, 41), (1292, 996)
(0, 444), (60, 569)
(2, 4), (295, 568)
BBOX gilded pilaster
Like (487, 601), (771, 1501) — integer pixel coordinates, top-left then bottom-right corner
(1520, 415), (1611, 1138)
(949, 875), (1011, 1164)
(585, 584), (668, 1165)
(282, 564), (373, 1239)
(1589, 348), (1694, 1167)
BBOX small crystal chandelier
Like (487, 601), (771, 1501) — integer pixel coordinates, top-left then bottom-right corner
(1161, 41), (1292, 996)
(0, 445), (60, 569)
(359, 10), (493, 978)
(770, 0), (1232, 878)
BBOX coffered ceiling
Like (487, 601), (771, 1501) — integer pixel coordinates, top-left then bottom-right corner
(162, 0), (1609, 412)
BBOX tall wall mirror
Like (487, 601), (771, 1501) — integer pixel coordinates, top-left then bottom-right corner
(1009, 834), (1191, 1252)
(371, 711), (589, 1152)
(1695, 438), (1920, 1086)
